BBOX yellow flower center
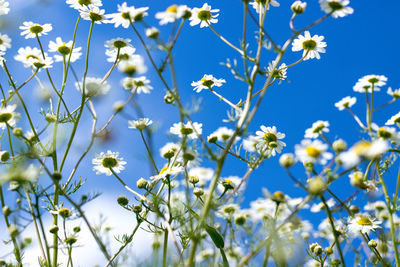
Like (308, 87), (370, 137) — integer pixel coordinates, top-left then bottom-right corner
(29, 25), (44, 34)
(201, 77), (214, 88)
(101, 157), (118, 168)
(159, 166), (169, 175)
(328, 1), (344, 11)
(78, 0), (91, 5)
(306, 146), (321, 158)
(378, 127), (391, 139)
(353, 141), (371, 156)
(197, 10), (211, 21)
(57, 44), (71, 55)
(166, 5), (178, 13)
(357, 217), (372, 226)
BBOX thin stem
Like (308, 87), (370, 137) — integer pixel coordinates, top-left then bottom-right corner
(208, 87), (241, 112)
(140, 130), (159, 173)
(110, 169), (149, 202)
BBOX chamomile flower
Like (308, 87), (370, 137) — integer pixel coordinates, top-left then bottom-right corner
(267, 60), (287, 80)
(353, 74), (387, 93)
(348, 214), (381, 235)
(319, 0), (353, 18)
(338, 139), (389, 167)
(0, 104), (20, 129)
(334, 96), (356, 110)
(295, 139), (332, 165)
(117, 54), (147, 76)
(104, 38), (134, 55)
(371, 123), (400, 142)
(75, 77), (110, 97)
(14, 46), (53, 69)
(292, 31), (326, 60)
(19, 22), (52, 39)
(155, 5), (179, 25)
(79, 5), (109, 24)
(107, 3), (148, 28)
(106, 46), (136, 62)
(207, 127), (239, 143)
(150, 166), (184, 182)
(170, 122), (202, 139)
(242, 135), (261, 153)
(128, 118), (152, 130)
(159, 142), (180, 159)
(255, 125), (286, 156)
(0, 0), (10, 15)
(250, 0), (280, 14)
(387, 87), (400, 99)
(216, 203), (240, 219)
(48, 37), (82, 62)
(145, 27), (160, 39)
(304, 120), (329, 139)
(191, 74), (226, 93)
(92, 150), (126, 176)
(386, 112), (400, 126)
(122, 76), (152, 94)
(189, 3), (219, 28)
(0, 33), (11, 51)
(217, 176), (242, 195)
(66, 0), (102, 10)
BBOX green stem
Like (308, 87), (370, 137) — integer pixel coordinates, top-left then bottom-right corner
(140, 130), (159, 173)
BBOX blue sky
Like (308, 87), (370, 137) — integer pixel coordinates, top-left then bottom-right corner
(1, 0), (400, 264)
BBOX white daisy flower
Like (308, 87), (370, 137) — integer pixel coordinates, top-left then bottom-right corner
(267, 60), (287, 80)
(189, 3), (219, 28)
(334, 96), (356, 110)
(104, 38), (134, 55)
(207, 127), (239, 143)
(387, 87), (400, 99)
(92, 150), (126, 176)
(292, 31), (326, 60)
(145, 27), (160, 39)
(191, 74), (226, 93)
(248, 198), (278, 221)
(75, 77), (110, 97)
(19, 22), (52, 39)
(353, 74), (387, 93)
(0, 0), (10, 15)
(117, 54), (147, 76)
(216, 203), (240, 219)
(14, 46), (53, 69)
(291, 1), (307, 14)
(319, 0), (354, 18)
(371, 123), (400, 142)
(150, 166), (184, 182)
(242, 135), (261, 153)
(79, 5), (109, 24)
(386, 111), (400, 127)
(0, 104), (20, 129)
(128, 118), (152, 130)
(217, 176), (243, 195)
(0, 33), (11, 51)
(48, 37), (82, 62)
(304, 120), (329, 139)
(295, 139), (332, 165)
(122, 76), (152, 94)
(170, 122), (202, 139)
(155, 5), (180, 25)
(255, 125), (286, 156)
(106, 46), (136, 62)
(250, 0), (280, 14)
(339, 139), (389, 167)
(348, 214), (381, 235)
(107, 3), (148, 28)
(159, 142), (180, 159)
(65, 0), (102, 10)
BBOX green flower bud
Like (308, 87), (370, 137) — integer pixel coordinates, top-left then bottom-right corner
(137, 178), (149, 189)
(117, 195), (129, 206)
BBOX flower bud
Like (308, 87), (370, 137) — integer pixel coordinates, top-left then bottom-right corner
(313, 245), (323, 256)
(133, 205), (142, 213)
(349, 171), (367, 189)
(137, 178), (149, 189)
(188, 175), (199, 185)
(183, 152), (195, 161)
(52, 172), (62, 181)
(13, 128), (23, 137)
(164, 91), (175, 105)
(65, 236), (77, 245)
(193, 187), (204, 197)
(234, 214), (246, 226)
(279, 153), (295, 168)
(73, 226), (81, 233)
(307, 177), (326, 195)
(207, 135), (218, 143)
(291, 1), (307, 14)
(145, 27), (159, 39)
(2, 206), (11, 217)
(332, 139), (347, 153)
(368, 240), (377, 247)
(8, 225), (18, 238)
(45, 113), (57, 123)
(349, 205), (359, 214)
(117, 195), (129, 206)
(325, 247), (333, 255)
(49, 225), (59, 234)
(0, 151), (10, 162)
(271, 191), (285, 203)
(59, 208), (71, 218)
(113, 101), (125, 113)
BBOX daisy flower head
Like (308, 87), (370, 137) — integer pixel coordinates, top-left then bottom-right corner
(48, 37), (82, 62)
(334, 96), (356, 110)
(353, 74), (387, 93)
(106, 46), (136, 63)
(319, 0), (353, 18)
(160, 142), (180, 159)
(66, 0), (102, 10)
(304, 120), (329, 139)
(371, 123), (400, 142)
(291, 1), (307, 15)
(107, 3), (148, 28)
(267, 60), (287, 80)
(292, 31), (326, 60)
(79, 5), (109, 24)
(189, 3), (219, 28)
(0, 33), (11, 51)
(191, 74), (226, 93)
(117, 54), (147, 76)
(128, 118), (152, 131)
(170, 121), (202, 139)
(242, 135), (262, 153)
(216, 203), (240, 219)
(348, 214), (381, 235)
(207, 127), (239, 143)
(0, 0), (9, 15)
(145, 27), (160, 39)
(14, 46), (53, 69)
(255, 125), (286, 156)
(250, 0), (280, 14)
(295, 139), (332, 165)
(0, 104), (20, 129)
(339, 139), (389, 167)
(75, 77), (110, 98)
(19, 22), (52, 39)
(92, 150), (126, 176)
(386, 112), (400, 127)
(122, 76), (152, 94)
(387, 87), (400, 99)
(104, 38), (134, 55)
(150, 166), (184, 182)
(155, 5), (191, 25)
